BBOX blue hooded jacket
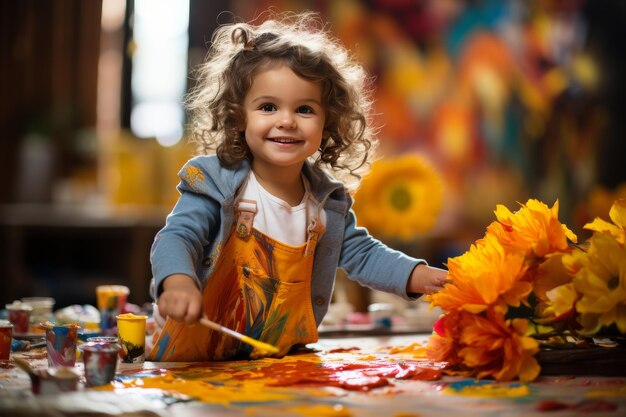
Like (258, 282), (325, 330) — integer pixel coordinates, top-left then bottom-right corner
(150, 155), (424, 325)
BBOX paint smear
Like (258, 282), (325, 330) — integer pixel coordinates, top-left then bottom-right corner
(100, 350), (445, 406)
(267, 359), (443, 390)
(384, 343), (428, 358)
(289, 404), (353, 417)
(71, 344), (626, 417)
(110, 370), (298, 405)
(326, 347), (361, 353)
(443, 379), (530, 398)
(536, 399), (618, 412)
(586, 385), (626, 398)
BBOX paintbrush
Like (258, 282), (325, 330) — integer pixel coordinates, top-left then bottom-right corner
(198, 317), (279, 354)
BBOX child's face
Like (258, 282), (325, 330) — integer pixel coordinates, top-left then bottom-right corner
(243, 65), (325, 173)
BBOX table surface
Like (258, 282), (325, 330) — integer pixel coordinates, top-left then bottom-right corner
(1, 334), (625, 417)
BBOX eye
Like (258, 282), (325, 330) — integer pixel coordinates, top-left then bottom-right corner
(297, 105), (314, 114)
(259, 103), (276, 112)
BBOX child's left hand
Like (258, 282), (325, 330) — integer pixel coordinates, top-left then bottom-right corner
(406, 263), (449, 296)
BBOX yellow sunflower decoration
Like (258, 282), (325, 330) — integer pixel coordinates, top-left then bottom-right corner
(353, 154), (444, 240)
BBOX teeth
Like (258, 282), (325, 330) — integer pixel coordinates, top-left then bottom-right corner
(270, 138), (299, 143)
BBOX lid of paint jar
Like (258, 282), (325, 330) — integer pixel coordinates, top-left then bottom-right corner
(5, 301), (33, 311)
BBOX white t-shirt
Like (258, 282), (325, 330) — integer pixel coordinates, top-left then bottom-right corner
(239, 171), (326, 246)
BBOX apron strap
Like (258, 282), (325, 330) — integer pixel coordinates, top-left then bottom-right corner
(236, 197), (325, 253)
(304, 216), (325, 257)
(235, 199), (257, 240)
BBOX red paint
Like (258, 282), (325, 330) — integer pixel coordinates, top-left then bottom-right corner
(536, 400), (570, 411)
(236, 359), (445, 391)
(576, 400), (618, 412)
(326, 347), (361, 353)
(378, 362), (443, 380)
(536, 399), (618, 412)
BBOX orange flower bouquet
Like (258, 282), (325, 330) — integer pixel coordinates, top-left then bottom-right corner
(426, 198), (626, 382)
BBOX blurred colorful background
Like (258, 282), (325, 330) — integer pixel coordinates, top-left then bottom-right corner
(1, 0), (625, 312)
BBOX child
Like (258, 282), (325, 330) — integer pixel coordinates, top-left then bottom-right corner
(148, 11), (448, 361)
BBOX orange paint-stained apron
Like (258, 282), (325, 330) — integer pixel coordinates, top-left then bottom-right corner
(148, 199), (324, 361)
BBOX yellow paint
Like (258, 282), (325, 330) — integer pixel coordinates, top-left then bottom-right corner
(289, 404), (353, 417)
(183, 166), (205, 189)
(116, 313), (148, 320)
(109, 370), (297, 405)
(116, 314), (147, 346)
(443, 383), (529, 398)
(386, 343), (427, 358)
(240, 335), (279, 354)
(198, 317), (280, 354)
(586, 385), (626, 398)
(100, 353), (336, 405)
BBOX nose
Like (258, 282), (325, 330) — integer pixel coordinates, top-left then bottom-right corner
(276, 113), (296, 129)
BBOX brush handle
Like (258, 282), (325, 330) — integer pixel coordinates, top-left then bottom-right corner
(198, 317), (224, 334)
(198, 317), (279, 354)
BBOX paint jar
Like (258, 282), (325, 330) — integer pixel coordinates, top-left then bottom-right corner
(81, 342), (120, 386)
(368, 303), (394, 329)
(21, 297), (55, 327)
(6, 301), (33, 334)
(44, 323), (79, 367)
(86, 336), (119, 346)
(96, 285), (129, 332)
(116, 313), (147, 364)
(30, 367), (79, 395)
(0, 320), (13, 362)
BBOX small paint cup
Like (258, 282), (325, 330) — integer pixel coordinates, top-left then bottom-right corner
(82, 342), (120, 386)
(86, 336), (119, 345)
(116, 313), (147, 364)
(85, 336), (121, 358)
(30, 367), (79, 395)
(0, 321), (13, 362)
(45, 323), (79, 367)
(6, 301), (33, 334)
(368, 303), (394, 329)
(96, 285), (129, 331)
(21, 297), (55, 326)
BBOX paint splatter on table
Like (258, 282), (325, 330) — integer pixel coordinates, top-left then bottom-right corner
(1, 335), (625, 417)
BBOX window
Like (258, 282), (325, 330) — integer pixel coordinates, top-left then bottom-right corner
(129, 0), (190, 147)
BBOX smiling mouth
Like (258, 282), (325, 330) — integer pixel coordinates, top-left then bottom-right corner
(267, 137), (301, 144)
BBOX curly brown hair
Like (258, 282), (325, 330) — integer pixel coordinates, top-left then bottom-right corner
(186, 11), (378, 189)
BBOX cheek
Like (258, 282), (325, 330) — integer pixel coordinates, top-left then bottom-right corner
(245, 117), (271, 137)
(311, 124), (326, 142)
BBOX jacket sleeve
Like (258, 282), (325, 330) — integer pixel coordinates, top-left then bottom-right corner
(150, 162), (221, 299)
(338, 207), (425, 300)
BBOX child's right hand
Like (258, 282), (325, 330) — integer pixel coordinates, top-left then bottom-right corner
(157, 274), (203, 324)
